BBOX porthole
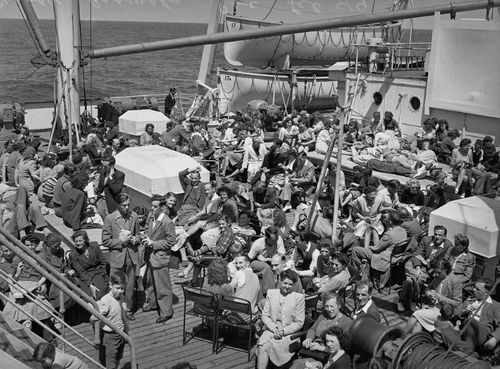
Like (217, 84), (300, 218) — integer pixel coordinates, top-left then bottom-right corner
(410, 96), (421, 111)
(373, 92), (383, 105)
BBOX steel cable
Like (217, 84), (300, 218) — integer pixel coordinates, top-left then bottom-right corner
(401, 343), (484, 369)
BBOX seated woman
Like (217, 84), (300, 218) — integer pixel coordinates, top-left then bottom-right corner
(415, 138), (438, 169)
(202, 259), (233, 296)
(278, 119), (299, 148)
(400, 179), (425, 207)
(297, 121), (315, 152)
(83, 132), (104, 166)
(186, 186), (238, 247)
(451, 138), (490, 196)
(61, 171), (100, 231)
(35, 153), (60, 205)
(140, 123), (156, 146)
(257, 269), (305, 369)
(314, 120), (333, 155)
(68, 230), (108, 301)
(4, 184), (48, 239)
(220, 127), (251, 179)
(39, 233), (76, 311)
(231, 212), (258, 253)
(16, 145), (40, 195)
(352, 186), (384, 249)
(3, 234), (56, 335)
(291, 326), (352, 369)
(189, 215), (235, 287)
(415, 118), (436, 140)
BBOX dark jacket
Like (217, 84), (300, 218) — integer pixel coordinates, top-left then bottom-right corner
(97, 167), (125, 214)
(61, 187), (87, 231)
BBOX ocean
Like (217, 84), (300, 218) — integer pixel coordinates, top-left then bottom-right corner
(0, 19), (230, 103)
(0, 18), (431, 104)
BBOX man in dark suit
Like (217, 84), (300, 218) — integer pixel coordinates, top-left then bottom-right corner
(97, 156), (125, 217)
(176, 167), (206, 225)
(142, 194), (176, 323)
(101, 193), (140, 320)
(441, 278), (500, 354)
(164, 87), (176, 117)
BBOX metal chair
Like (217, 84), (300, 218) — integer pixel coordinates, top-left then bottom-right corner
(181, 285), (219, 352)
(462, 257), (486, 300)
(386, 238), (412, 293)
(215, 294), (257, 361)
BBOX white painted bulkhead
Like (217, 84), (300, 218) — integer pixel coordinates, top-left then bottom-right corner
(345, 73), (427, 135)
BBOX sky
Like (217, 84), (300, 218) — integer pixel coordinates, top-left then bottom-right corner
(0, 0), (493, 26)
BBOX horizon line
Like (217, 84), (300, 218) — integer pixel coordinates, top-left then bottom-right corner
(0, 17), (434, 30)
(0, 17), (209, 24)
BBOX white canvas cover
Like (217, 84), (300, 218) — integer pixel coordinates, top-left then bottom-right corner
(114, 146), (210, 196)
(118, 109), (170, 136)
(429, 196), (500, 258)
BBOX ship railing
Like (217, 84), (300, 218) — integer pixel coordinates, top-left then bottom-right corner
(0, 227), (137, 369)
(110, 92), (196, 117)
(351, 42), (429, 74)
(0, 269), (105, 368)
(390, 54), (426, 71)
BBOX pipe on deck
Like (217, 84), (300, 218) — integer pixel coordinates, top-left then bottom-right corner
(88, 0), (500, 59)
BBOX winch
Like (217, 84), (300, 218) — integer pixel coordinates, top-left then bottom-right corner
(351, 315), (491, 369)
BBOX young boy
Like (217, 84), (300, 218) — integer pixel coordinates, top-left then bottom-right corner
(92, 271), (129, 369)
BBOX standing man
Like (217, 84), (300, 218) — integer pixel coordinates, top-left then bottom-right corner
(143, 194), (176, 323)
(164, 88), (177, 117)
(97, 156), (125, 218)
(102, 193), (140, 320)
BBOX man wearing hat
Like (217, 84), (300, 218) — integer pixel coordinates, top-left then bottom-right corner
(164, 88), (177, 117)
(142, 194), (176, 323)
(96, 156), (125, 217)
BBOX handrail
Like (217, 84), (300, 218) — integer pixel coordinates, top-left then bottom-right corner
(0, 269), (94, 349)
(0, 229), (97, 310)
(0, 228), (137, 368)
(0, 291), (105, 369)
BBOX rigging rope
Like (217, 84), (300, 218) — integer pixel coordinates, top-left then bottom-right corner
(4, 67), (43, 98)
(262, 0), (278, 21)
(78, 3), (88, 114)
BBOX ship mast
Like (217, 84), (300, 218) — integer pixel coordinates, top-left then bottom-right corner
(53, 0), (81, 156)
(197, 0), (223, 86)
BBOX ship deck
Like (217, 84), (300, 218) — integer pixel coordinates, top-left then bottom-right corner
(41, 209), (407, 369)
(61, 268), (406, 369)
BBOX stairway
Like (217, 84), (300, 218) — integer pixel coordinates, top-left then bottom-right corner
(0, 311), (45, 368)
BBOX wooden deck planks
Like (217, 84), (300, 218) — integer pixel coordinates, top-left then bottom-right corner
(60, 265), (411, 369)
(61, 270), (258, 368)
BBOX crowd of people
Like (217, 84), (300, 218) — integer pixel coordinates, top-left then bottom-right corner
(0, 101), (499, 369)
